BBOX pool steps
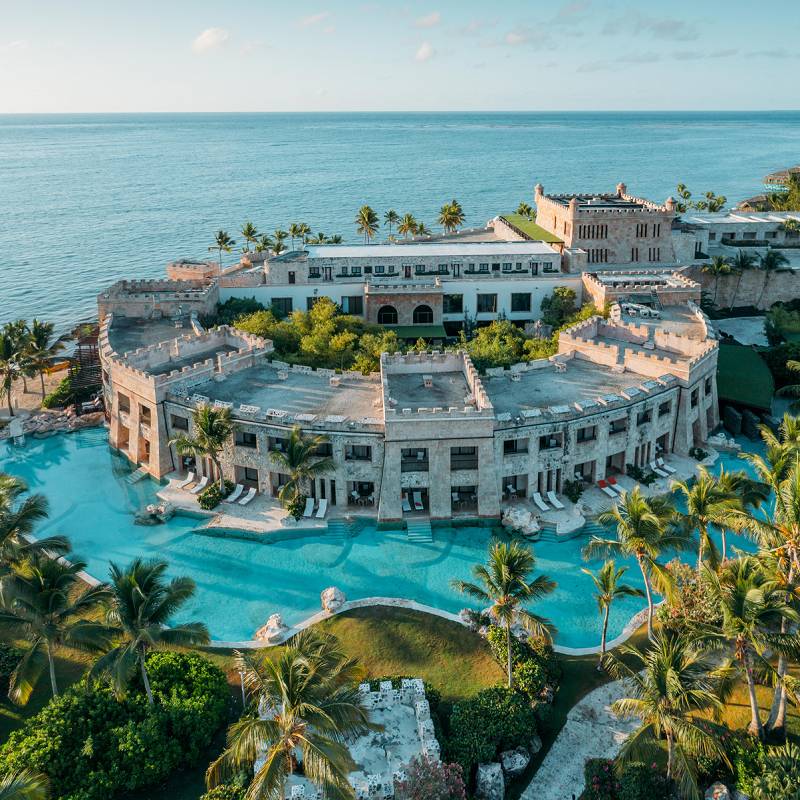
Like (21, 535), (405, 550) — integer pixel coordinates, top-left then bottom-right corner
(406, 519), (433, 543)
(126, 466), (149, 484)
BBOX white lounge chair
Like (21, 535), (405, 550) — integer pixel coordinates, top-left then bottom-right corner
(302, 497), (315, 517)
(412, 491), (424, 511)
(656, 457), (676, 474)
(402, 493), (412, 513)
(224, 483), (244, 503)
(598, 481), (617, 498)
(189, 475), (209, 494)
(532, 492), (550, 512)
(547, 491), (565, 510)
(315, 498), (328, 518)
(649, 461), (669, 478)
(177, 471), (195, 489)
(238, 487), (257, 506)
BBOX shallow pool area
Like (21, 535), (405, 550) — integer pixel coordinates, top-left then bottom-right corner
(0, 429), (761, 649)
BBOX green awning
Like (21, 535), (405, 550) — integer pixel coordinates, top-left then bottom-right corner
(389, 324), (448, 340)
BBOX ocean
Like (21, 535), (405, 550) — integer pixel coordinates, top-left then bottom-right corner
(1, 111), (799, 332)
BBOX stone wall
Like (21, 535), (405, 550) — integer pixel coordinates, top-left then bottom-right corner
(97, 279), (219, 320)
(687, 263), (800, 310)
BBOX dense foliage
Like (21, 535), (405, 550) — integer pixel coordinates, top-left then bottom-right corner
(750, 743), (800, 800)
(395, 756), (466, 800)
(445, 687), (537, 774)
(0, 642), (23, 693)
(200, 784), (247, 800)
(583, 759), (672, 800)
(0, 652), (229, 800)
(485, 626), (561, 697)
(198, 479), (234, 510)
(541, 286), (578, 328)
(41, 376), (93, 409)
(656, 559), (722, 632)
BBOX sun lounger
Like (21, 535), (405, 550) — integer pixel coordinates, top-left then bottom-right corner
(315, 498), (328, 518)
(224, 483), (244, 503)
(649, 461), (669, 478)
(532, 492), (550, 512)
(607, 477), (624, 495)
(238, 487), (257, 506)
(402, 493), (412, 513)
(547, 491), (565, 510)
(177, 471), (195, 489)
(598, 480), (617, 499)
(302, 497), (315, 517)
(189, 475), (208, 494)
(412, 491), (424, 511)
(656, 457), (676, 474)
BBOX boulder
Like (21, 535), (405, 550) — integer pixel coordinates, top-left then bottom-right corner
(254, 613), (288, 642)
(501, 507), (540, 536)
(529, 734), (542, 755)
(321, 586), (346, 613)
(475, 762), (504, 800)
(499, 747), (530, 778)
(705, 783), (730, 800)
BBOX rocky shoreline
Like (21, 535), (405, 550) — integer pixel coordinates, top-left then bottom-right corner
(0, 407), (106, 441)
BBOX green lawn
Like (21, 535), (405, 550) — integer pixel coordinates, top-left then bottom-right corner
(716, 342), (774, 411)
(500, 214), (564, 244)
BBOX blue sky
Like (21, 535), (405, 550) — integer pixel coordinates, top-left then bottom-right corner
(2, 0), (799, 112)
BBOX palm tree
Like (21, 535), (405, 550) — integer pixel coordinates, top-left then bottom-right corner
(25, 320), (64, 399)
(92, 558), (210, 705)
(298, 223), (311, 247)
(757, 249), (790, 307)
(452, 540), (555, 687)
(776, 360), (800, 412)
(585, 488), (688, 640)
(516, 201), (534, 219)
(0, 771), (49, 800)
(208, 230), (235, 268)
(170, 405), (234, 491)
(354, 206), (379, 244)
(398, 213), (418, 240)
(415, 222), (431, 237)
(698, 557), (800, 738)
(255, 234), (274, 254)
(269, 426), (333, 507)
(701, 256), (731, 307)
(207, 630), (371, 800)
(384, 209), (400, 237)
(272, 240), (287, 256)
(581, 560), (644, 667)
(288, 223), (302, 250)
(0, 554), (112, 703)
(672, 468), (739, 570)
(728, 251), (756, 311)
(241, 222), (259, 253)
(603, 629), (730, 799)
(438, 202), (458, 235)
(449, 199), (465, 230)
(0, 329), (19, 417)
(0, 473), (69, 572)
(273, 228), (289, 248)
(329, 234), (343, 244)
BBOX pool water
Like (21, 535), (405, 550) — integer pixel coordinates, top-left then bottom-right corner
(0, 429), (761, 648)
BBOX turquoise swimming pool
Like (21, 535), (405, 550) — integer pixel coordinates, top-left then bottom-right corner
(0, 429), (760, 649)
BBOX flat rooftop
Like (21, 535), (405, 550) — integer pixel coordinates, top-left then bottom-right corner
(304, 241), (558, 259)
(485, 360), (650, 418)
(108, 318), (194, 355)
(499, 214), (564, 244)
(685, 211), (800, 225)
(385, 370), (470, 412)
(190, 362), (382, 421)
(634, 306), (706, 340)
(547, 194), (647, 210)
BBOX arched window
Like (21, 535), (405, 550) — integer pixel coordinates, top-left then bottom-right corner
(377, 305), (398, 325)
(413, 304), (433, 324)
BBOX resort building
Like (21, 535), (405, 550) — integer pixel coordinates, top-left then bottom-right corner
(98, 269), (719, 523)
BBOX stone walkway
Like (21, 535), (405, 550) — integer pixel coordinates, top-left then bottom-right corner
(520, 679), (638, 800)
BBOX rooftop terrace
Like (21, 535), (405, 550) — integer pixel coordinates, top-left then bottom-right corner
(548, 194), (648, 210)
(385, 370), (470, 412)
(107, 318), (195, 355)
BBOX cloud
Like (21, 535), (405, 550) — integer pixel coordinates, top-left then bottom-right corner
(415, 11), (441, 29)
(299, 11), (331, 27)
(602, 12), (698, 42)
(415, 41), (434, 62)
(192, 28), (230, 54)
(0, 40), (28, 53)
(500, 26), (550, 47)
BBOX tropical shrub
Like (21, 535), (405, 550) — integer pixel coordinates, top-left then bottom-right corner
(656, 559), (722, 632)
(198, 479), (234, 510)
(512, 658), (547, 700)
(624, 464), (657, 486)
(200, 785), (247, 800)
(0, 652), (229, 800)
(213, 296), (266, 326)
(583, 760), (671, 800)
(285, 492), (307, 520)
(583, 758), (618, 800)
(696, 730), (766, 794)
(0, 642), (23, 693)
(486, 626), (561, 691)
(395, 756), (466, 800)
(541, 287), (578, 328)
(563, 479), (584, 503)
(446, 687), (537, 775)
(750, 743), (800, 800)
(42, 376), (73, 408)
(689, 446), (709, 461)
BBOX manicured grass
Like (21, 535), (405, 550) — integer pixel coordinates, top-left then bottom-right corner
(716, 343), (774, 411)
(501, 214), (564, 244)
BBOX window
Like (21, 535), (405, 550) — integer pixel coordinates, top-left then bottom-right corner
(539, 433), (563, 450)
(309, 266), (320, 278)
(235, 431), (258, 449)
(653, 223), (661, 237)
(244, 467), (259, 483)
(377, 305), (398, 325)
(118, 393), (130, 413)
(743, 231), (756, 240)
(543, 262), (559, 273)
(345, 444), (372, 461)
(139, 404), (151, 424)
(342, 296), (363, 315)
(576, 425), (596, 443)
(515, 262), (523, 271)
(708, 232), (716, 241)
(314, 442), (333, 457)
(631, 246), (639, 261)
(511, 293), (531, 313)
(658, 400), (672, 417)
(492, 263), (500, 272)
(504, 438), (528, 455)
(340, 266), (349, 276)
(691, 389), (699, 408)
(766, 231), (777, 239)
(478, 263), (490, 273)
(451, 446), (478, 470)
(374, 265), (385, 274)
(401, 447), (429, 472)
(438, 263), (448, 274)
(704, 376), (712, 395)
(443, 294), (463, 314)
(648, 247), (661, 262)
(477, 294), (497, 313)
(636, 223), (648, 238)
(502, 262), (512, 272)
(529, 261), (539, 275)
(170, 414), (189, 431)
(636, 409), (652, 426)
(306, 296), (321, 311)
(268, 436), (288, 452)
(271, 297), (293, 316)
(609, 418), (627, 435)
(415, 264), (425, 275)
(413, 305), (434, 324)
(288, 271), (295, 284)
(351, 266), (362, 276)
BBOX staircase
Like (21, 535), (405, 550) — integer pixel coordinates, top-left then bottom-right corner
(406, 518), (433, 544)
(126, 466), (149, 484)
(324, 519), (350, 544)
